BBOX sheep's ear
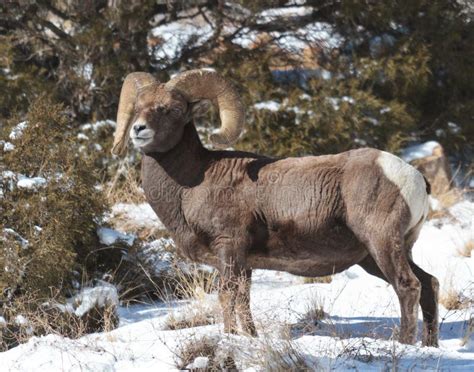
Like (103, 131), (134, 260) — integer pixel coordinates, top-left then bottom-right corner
(190, 99), (212, 117)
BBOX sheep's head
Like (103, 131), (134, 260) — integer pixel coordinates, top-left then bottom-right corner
(111, 69), (245, 155)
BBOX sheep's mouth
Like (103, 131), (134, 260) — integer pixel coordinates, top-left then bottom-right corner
(130, 127), (155, 145)
(131, 135), (154, 147)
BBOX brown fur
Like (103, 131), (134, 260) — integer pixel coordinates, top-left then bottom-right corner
(126, 84), (438, 346)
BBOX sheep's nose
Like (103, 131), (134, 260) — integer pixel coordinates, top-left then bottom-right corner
(133, 124), (146, 135)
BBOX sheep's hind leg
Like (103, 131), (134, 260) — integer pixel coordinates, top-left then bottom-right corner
(236, 269), (257, 336)
(359, 255), (439, 347)
(409, 261), (439, 347)
(365, 235), (421, 345)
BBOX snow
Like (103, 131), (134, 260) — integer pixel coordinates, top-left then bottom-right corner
(188, 356), (209, 369)
(138, 237), (176, 275)
(449, 200), (474, 228)
(401, 141), (441, 163)
(74, 62), (93, 82)
(80, 120), (116, 132)
(1, 171), (51, 193)
(231, 28), (261, 49)
(257, 6), (314, 23)
(150, 6), (340, 68)
(73, 283), (119, 317)
(14, 315), (28, 326)
(97, 227), (135, 247)
(1, 198), (473, 370)
(253, 100), (309, 119)
(1, 140), (15, 151)
(3, 228), (29, 248)
(272, 22), (341, 52)
(253, 100), (281, 112)
(231, 21), (340, 53)
(16, 175), (47, 190)
(43, 282), (119, 318)
(151, 16), (213, 67)
(326, 96), (355, 110)
(110, 203), (166, 231)
(9, 121), (27, 140)
(447, 121), (461, 134)
(138, 237), (213, 278)
(14, 315), (34, 335)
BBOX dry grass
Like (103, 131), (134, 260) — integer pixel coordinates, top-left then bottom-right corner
(426, 206), (452, 221)
(243, 333), (318, 371)
(105, 161), (146, 205)
(338, 337), (402, 369)
(427, 187), (465, 220)
(302, 275), (333, 284)
(174, 334), (236, 371)
(303, 295), (327, 324)
(165, 309), (219, 331)
(338, 338), (377, 364)
(436, 188), (463, 209)
(0, 291), (118, 351)
(291, 290), (327, 337)
(440, 287), (470, 310)
(172, 326), (317, 371)
(457, 239), (474, 258)
(163, 265), (221, 331)
(166, 264), (219, 300)
(304, 290), (327, 322)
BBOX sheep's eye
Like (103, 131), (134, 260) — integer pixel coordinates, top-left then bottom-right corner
(171, 107), (183, 116)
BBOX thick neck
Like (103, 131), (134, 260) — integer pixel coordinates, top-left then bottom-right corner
(148, 122), (209, 185)
(141, 123), (209, 232)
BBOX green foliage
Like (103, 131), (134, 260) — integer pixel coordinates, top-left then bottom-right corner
(328, 0), (474, 153)
(0, 35), (55, 120)
(205, 0), (472, 157)
(239, 74), (416, 157)
(1, 96), (105, 297)
(0, 1), (157, 122)
(2, 0), (472, 157)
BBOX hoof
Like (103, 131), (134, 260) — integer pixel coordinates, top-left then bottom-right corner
(422, 329), (439, 347)
(399, 334), (417, 345)
(422, 338), (439, 348)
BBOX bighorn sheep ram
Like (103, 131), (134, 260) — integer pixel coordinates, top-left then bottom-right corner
(112, 69), (439, 346)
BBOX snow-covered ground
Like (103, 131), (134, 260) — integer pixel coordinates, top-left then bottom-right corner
(1, 198), (473, 371)
(109, 203), (165, 232)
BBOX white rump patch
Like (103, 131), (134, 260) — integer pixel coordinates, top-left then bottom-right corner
(376, 151), (429, 231)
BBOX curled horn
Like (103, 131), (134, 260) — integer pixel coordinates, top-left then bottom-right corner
(165, 69), (245, 148)
(112, 72), (157, 156)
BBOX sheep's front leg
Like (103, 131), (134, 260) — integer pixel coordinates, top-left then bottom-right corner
(216, 239), (246, 335)
(236, 269), (257, 336)
(218, 275), (238, 334)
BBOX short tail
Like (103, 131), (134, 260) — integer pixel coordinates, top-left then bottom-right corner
(423, 175), (431, 195)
